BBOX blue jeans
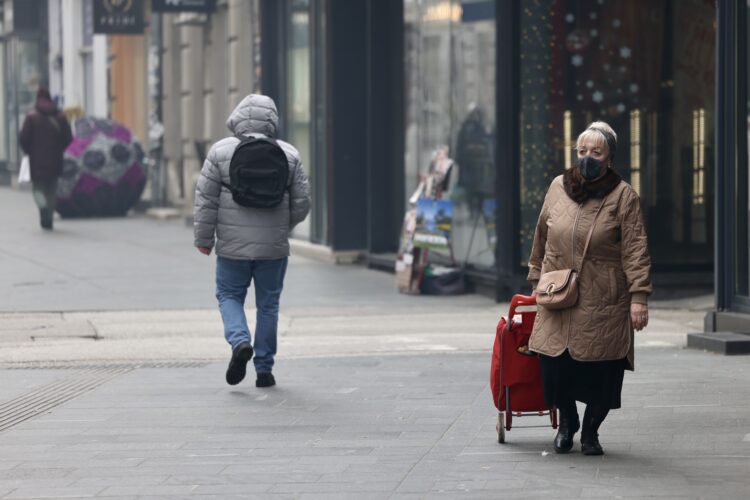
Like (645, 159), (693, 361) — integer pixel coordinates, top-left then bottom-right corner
(216, 256), (288, 374)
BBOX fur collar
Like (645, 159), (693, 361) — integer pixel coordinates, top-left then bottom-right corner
(563, 167), (622, 203)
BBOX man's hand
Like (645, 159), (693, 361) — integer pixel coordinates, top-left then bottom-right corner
(197, 246), (212, 256)
(631, 303), (648, 331)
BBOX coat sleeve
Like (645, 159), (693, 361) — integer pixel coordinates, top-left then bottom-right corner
(289, 158), (311, 229)
(19, 116), (32, 155)
(527, 188), (552, 289)
(193, 149), (222, 249)
(619, 188), (653, 304)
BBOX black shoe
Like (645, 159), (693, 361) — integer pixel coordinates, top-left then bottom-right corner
(225, 342), (253, 385)
(553, 413), (580, 454)
(40, 210), (53, 230)
(581, 434), (604, 456)
(256, 373), (275, 388)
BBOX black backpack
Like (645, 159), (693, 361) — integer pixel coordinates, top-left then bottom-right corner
(222, 136), (289, 208)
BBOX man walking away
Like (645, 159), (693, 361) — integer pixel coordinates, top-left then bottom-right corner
(19, 87), (73, 230)
(194, 94), (310, 388)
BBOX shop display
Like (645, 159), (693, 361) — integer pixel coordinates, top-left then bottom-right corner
(396, 146), (464, 295)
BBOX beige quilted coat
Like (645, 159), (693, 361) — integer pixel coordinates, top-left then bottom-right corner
(527, 175), (652, 370)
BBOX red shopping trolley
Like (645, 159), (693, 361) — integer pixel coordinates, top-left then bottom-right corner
(490, 294), (558, 443)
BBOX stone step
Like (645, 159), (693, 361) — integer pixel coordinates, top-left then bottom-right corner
(686, 331), (750, 355)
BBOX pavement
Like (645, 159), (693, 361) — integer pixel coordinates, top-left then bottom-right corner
(0, 186), (748, 499)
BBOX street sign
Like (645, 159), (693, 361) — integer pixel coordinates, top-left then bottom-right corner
(93, 0), (145, 34)
(152, 0), (217, 13)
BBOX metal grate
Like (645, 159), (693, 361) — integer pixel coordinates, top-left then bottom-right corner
(0, 361), (210, 432)
(0, 361), (210, 370)
(0, 366), (131, 433)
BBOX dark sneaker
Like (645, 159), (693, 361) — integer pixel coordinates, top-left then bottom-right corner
(40, 209), (53, 230)
(256, 373), (275, 388)
(225, 342), (253, 385)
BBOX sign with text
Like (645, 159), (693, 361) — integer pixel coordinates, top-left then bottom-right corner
(152, 0), (217, 13)
(93, 0), (144, 34)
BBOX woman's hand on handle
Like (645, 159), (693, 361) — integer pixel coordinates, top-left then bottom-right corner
(631, 303), (648, 331)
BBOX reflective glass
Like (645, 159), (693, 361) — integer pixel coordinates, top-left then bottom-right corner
(520, 0), (716, 271)
(287, 0), (312, 240)
(404, 0), (497, 269)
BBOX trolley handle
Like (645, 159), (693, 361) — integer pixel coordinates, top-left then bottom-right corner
(508, 294), (537, 320)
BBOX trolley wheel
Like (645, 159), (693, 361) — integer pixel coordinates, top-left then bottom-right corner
(497, 412), (506, 443)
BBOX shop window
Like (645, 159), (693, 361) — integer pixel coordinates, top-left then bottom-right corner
(404, 0), (497, 270)
(277, 0), (327, 244)
(519, 0), (716, 271)
(286, 0), (312, 240)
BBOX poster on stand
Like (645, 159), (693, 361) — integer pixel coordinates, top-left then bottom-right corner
(414, 199), (453, 250)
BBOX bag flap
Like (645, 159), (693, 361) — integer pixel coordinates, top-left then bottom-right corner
(537, 269), (575, 294)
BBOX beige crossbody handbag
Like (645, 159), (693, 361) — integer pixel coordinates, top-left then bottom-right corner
(536, 197), (607, 310)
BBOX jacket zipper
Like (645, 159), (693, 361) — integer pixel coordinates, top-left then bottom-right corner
(565, 203), (583, 349)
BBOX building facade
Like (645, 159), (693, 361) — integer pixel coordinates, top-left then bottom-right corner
(1, 0), (112, 184)
(2, 1), (747, 335)
(259, 0), (750, 335)
(157, 0), (261, 209)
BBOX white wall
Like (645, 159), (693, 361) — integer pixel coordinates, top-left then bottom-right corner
(92, 35), (108, 117)
(61, 0), (84, 109)
(47, 0), (64, 102)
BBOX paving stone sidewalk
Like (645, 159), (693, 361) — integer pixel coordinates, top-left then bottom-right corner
(1, 347), (749, 499)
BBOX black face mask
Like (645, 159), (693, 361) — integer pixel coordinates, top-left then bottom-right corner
(578, 156), (605, 181)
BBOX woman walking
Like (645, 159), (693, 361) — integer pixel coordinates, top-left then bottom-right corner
(527, 121), (652, 455)
(19, 87), (73, 230)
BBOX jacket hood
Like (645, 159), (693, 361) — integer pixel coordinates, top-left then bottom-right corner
(226, 94), (278, 138)
(35, 88), (58, 115)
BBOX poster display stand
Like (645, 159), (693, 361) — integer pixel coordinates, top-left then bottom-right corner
(396, 146), (464, 295)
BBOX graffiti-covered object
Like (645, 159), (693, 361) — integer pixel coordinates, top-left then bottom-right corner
(56, 118), (147, 217)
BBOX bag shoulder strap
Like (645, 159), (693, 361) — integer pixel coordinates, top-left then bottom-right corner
(47, 115), (61, 132)
(576, 196), (607, 272)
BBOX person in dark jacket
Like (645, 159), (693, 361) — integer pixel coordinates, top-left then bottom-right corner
(19, 87), (73, 230)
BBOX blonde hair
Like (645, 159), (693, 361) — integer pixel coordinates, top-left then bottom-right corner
(576, 121), (618, 162)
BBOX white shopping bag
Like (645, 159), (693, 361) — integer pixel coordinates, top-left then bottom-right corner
(18, 156), (30, 185)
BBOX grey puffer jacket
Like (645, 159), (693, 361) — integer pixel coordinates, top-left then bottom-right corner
(194, 94), (311, 260)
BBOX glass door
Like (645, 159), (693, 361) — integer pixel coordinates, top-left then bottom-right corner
(404, 0), (498, 270)
(283, 0), (327, 244)
(5, 36), (45, 171)
(286, 0), (312, 240)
